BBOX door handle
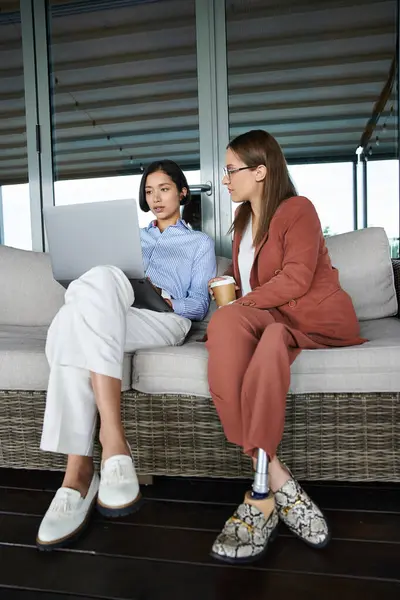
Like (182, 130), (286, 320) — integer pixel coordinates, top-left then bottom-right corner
(189, 182), (213, 196)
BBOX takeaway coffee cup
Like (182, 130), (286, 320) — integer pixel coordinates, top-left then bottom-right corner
(210, 276), (237, 307)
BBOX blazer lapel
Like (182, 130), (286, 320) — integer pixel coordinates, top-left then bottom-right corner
(253, 230), (269, 264)
(233, 221), (270, 293)
(249, 231), (269, 289)
(232, 230), (242, 293)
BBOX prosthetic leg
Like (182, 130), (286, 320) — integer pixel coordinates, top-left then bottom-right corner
(210, 448), (278, 563)
(251, 448), (269, 499)
(245, 447), (274, 515)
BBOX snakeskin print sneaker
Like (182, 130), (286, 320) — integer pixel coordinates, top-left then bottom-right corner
(274, 476), (330, 548)
(210, 493), (279, 564)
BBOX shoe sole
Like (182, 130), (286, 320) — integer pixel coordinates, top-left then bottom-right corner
(288, 522), (332, 549)
(209, 522), (280, 565)
(96, 491), (143, 518)
(36, 494), (97, 552)
(279, 510), (332, 549)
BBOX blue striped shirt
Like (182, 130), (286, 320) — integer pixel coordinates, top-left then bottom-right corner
(140, 220), (217, 321)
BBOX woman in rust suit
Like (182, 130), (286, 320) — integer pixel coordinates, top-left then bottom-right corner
(207, 130), (365, 564)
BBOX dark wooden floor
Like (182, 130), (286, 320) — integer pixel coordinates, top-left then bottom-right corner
(0, 469), (399, 599)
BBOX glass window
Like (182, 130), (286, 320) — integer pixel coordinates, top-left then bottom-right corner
(48, 0), (200, 231)
(54, 170), (201, 229)
(226, 0), (398, 238)
(230, 162), (355, 236)
(48, 0), (199, 178)
(226, 0), (397, 160)
(2, 184), (32, 250)
(0, 4), (31, 249)
(289, 163), (354, 236)
(367, 159), (399, 257)
(54, 175), (153, 228)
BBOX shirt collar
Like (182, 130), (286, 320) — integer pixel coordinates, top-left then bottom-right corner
(147, 219), (190, 231)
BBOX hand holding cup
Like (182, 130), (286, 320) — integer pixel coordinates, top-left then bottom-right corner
(208, 276), (238, 307)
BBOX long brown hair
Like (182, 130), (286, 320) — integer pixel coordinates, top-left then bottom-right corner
(227, 130), (297, 247)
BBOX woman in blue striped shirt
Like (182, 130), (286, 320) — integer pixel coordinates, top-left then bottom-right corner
(37, 160), (216, 550)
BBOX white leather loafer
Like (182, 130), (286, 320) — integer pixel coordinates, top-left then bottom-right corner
(97, 454), (142, 517)
(36, 472), (99, 551)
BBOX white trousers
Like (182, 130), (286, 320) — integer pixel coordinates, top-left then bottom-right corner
(40, 266), (191, 456)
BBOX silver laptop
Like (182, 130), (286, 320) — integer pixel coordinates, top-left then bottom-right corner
(43, 199), (172, 312)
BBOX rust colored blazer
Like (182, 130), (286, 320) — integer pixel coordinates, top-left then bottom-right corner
(226, 196), (365, 347)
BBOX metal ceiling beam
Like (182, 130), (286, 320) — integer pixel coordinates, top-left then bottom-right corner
(4, 130), (397, 168)
(0, 72), (195, 101)
(50, 51), (392, 89)
(230, 73), (386, 96)
(43, 152), (200, 171)
(228, 24), (394, 54)
(44, 14), (194, 46)
(229, 52), (393, 79)
(0, 50), (392, 103)
(49, 114), (396, 140)
(6, 141), (394, 174)
(1, 125), (375, 164)
(0, 73), (388, 122)
(0, 109), (198, 136)
(49, 0), (169, 16)
(44, 49), (398, 87)
(230, 94), (384, 114)
(0, 94), (385, 139)
(34, 136), (393, 169)
(227, 0), (393, 22)
(0, 98), (384, 138)
(0, 110), (385, 146)
(2, 0), (390, 51)
(0, 45), (195, 78)
(0, 20), (393, 79)
(0, 114), (384, 157)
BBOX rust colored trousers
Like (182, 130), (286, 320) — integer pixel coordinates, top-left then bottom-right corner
(206, 303), (326, 458)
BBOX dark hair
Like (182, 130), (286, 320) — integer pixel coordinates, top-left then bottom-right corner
(228, 130), (297, 247)
(139, 159), (191, 213)
(182, 193), (202, 230)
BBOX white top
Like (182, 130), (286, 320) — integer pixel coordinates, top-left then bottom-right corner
(238, 216), (255, 295)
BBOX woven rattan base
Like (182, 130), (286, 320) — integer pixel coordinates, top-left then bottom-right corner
(0, 389), (399, 481)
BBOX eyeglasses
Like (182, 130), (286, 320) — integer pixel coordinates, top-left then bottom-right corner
(223, 166), (253, 181)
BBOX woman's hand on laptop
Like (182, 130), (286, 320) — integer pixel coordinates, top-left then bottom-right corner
(146, 278), (173, 310)
(146, 277), (162, 295)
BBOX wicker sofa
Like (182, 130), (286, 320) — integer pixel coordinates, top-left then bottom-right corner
(0, 226), (399, 481)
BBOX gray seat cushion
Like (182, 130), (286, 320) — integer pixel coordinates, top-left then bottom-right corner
(0, 325), (132, 391)
(0, 246), (65, 327)
(325, 228), (397, 321)
(290, 318), (400, 393)
(132, 318), (400, 396)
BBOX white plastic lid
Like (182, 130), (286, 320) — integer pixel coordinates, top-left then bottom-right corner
(210, 276), (236, 289)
